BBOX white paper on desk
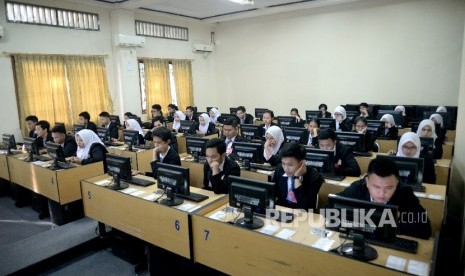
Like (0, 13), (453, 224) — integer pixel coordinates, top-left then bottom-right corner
(130, 190), (145, 197)
(407, 260), (428, 276)
(208, 211), (226, 221)
(386, 255), (407, 271)
(121, 187), (138, 194)
(177, 203), (196, 211)
(189, 205), (202, 213)
(414, 192), (426, 198)
(94, 179), (111, 186)
(311, 238), (335, 251)
(259, 224), (279, 235)
(0, 150), (7, 154)
(143, 194), (157, 201)
(339, 182), (349, 187)
(428, 194), (442, 200)
(275, 229), (296, 240)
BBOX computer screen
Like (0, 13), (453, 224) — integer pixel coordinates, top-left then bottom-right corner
(186, 136), (208, 158)
(319, 118), (336, 130)
(106, 154), (132, 190)
(254, 108), (268, 120)
(375, 155), (424, 189)
(156, 163), (190, 206)
(97, 127), (110, 142)
(410, 121), (420, 133)
(2, 133), (16, 154)
(232, 142), (264, 164)
(54, 122), (65, 130)
(123, 129), (140, 149)
(304, 148), (335, 174)
(109, 115), (121, 127)
(45, 141), (66, 163)
(73, 124), (84, 134)
(346, 111), (358, 121)
(229, 107), (238, 115)
(283, 127), (306, 143)
(179, 120), (197, 135)
(277, 116), (295, 128)
(217, 113), (236, 125)
(305, 110), (320, 121)
(240, 124), (261, 141)
(342, 104), (359, 112)
(419, 137), (434, 159)
(366, 120), (384, 136)
(228, 175), (275, 229)
(336, 131), (365, 152)
(377, 110), (403, 127)
(414, 105), (433, 121)
(23, 137), (39, 161)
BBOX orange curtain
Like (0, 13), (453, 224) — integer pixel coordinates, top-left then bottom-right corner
(142, 58), (171, 121)
(172, 60), (194, 112)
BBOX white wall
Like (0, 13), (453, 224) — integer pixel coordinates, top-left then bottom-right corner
(210, 0), (465, 116)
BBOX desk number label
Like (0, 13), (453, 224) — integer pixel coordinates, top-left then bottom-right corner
(50, 178), (54, 185)
(175, 220), (180, 231)
(88, 191), (91, 199)
(204, 229), (210, 241)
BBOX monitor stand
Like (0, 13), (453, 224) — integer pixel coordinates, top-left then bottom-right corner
(340, 233), (378, 261)
(108, 175), (129, 191)
(235, 205), (264, 230)
(159, 187), (183, 206)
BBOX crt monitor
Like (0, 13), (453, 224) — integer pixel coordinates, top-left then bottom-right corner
(106, 154), (132, 191)
(186, 136), (208, 160)
(97, 127), (110, 142)
(123, 129), (140, 150)
(217, 113), (236, 125)
(229, 107), (238, 115)
(73, 124), (84, 134)
(232, 142), (264, 166)
(376, 155), (424, 190)
(377, 110), (403, 127)
(2, 133), (16, 154)
(23, 137), (39, 161)
(254, 108), (268, 120)
(318, 118), (336, 130)
(305, 110), (320, 121)
(277, 116), (294, 128)
(283, 127), (306, 143)
(45, 141), (66, 167)
(240, 124), (261, 141)
(304, 148), (335, 174)
(179, 120), (197, 135)
(336, 131), (366, 152)
(109, 115), (121, 127)
(228, 175), (275, 230)
(156, 163), (190, 207)
(366, 120), (384, 137)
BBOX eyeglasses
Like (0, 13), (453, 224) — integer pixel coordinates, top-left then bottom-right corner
(402, 145), (417, 151)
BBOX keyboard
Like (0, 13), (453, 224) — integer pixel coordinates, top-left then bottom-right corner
(409, 184), (426, 193)
(175, 192), (209, 202)
(104, 142), (122, 147)
(128, 177), (155, 187)
(133, 145), (153, 150)
(353, 151), (373, 157)
(57, 161), (76, 169)
(33, 155), (52, 162)
(250, 163), (275, 171)
(322, 173), (345, 182)
(340, 233), (418, 254)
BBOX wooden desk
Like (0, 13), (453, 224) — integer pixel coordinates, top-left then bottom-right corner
(446, 130), (455, 142)
(106, 146), (153, 173)
(376, 139), (398, 153)
(81, 175), (227, 258)
(0, 153), (12, 180)
(443, 142), (454, 159)
(7, 155), (103, 204)
(192, 204), (434, 275)
(398, 127), (411, 136)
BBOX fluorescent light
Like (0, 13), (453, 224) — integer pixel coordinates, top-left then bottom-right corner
(228, 0), (254, 5)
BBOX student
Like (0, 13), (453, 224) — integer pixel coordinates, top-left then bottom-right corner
(71, 129), (108, 170)
(436, 106), (447, 113)
(430, 113), (447, 144)
(51, 125), (77, 157)
(333, 106), (352, 132)
(417, 119), (443, 159)
(354, 116), (377, 152)
(235, 106), (254, 124)
(25, 115), (38, 138)
(122, 112), (134, 129)
(221, 118), (246, 156)
(209, 107), (220, 125)
(358, 102), (374, 120)
(144, 116), (178, 153)
(335, 158), (432, 239)
(264, 126), (285, 167)
(125, 118), (145, 145)
(396, 132), (436, 184)
(318, 128), (361, 177)
(99, 111), (119, 140)
(196, 113), (216, 135)
(78, 111), (97, 133)
(259, 109), (276, 139)
(150, 127), (181, 174)
(380, 114), (398, 139)
(185, 106), (198, 123)
(290, 108), (305, 128)
(203, 138), (241, 194)
(150, 104), (163, 127)
(318, 103), (332, 118)
(172, 111), (186, 133)
(166, 104), (178, 122)
(300, 118), (320, 147)
(273, 142), (324, 210)
(35, 120), (53, 148)
(394, 105), (408, 128)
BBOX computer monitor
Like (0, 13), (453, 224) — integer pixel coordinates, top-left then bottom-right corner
(276, 116), (294, 128)
(232, 142), (264, 167)
(240, 124), (261, 141)
(45, 141), (66, 168)
(156, 163), (190, 207)
(179, 120), (197, 135)
(376, 155), (424, 191)
(96, 127), (110, 143)
(229, 107), (238, 115)
(2, 133), (16, 155)
(414, 105), (433, 121)
(346, 111), (358, 121)
(109, 115), (121, 127)
(206, 106), (218, 113)
(318, 118), (336, 130)
(186, 136), (208, 161)
(217, 113), (236, 125)
(283, 127), (306, 143)
(23, 137), (39, 162)
(228, 175), (275, 230)
(410, 121), (420, 133)
(336, 131), (366, 152)
(377, 110), (403, 127)
(342, 104), (359, 112)
(325, 194), (399, 261)
(366, 120), (384, 137)
(54, 122), (65, 130)
(419, 137), (434, 159)
(106, 154), (132, 191)
(122, 129), (140, 151)
(304, 148), (335, 174)
(254, 108), (268, 120)
(73, 124), (84, 134)
(305, 110), (320, 121)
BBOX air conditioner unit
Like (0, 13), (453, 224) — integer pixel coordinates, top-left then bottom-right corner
(115, 34), (145, 48)
(193, 43), (214, 53)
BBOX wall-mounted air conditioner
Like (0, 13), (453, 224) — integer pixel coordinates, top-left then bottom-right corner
(114, 34), (145, 47)
(192, 43), (214, 53)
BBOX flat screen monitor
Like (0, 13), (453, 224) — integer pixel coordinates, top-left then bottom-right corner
(156, 163), (190, 207)
(410, 121), (420, 133)
(229, 107), (238, 115)
(109, 115), (121, 127)
(97, 127), (110, 143)
(73, 124), (84, 134)
(376, 155), (424, 191)
(54, 122), (65, 130)
(423, 111), (451, 130)
(23, 137), (39, 161)
(45, 141), (66, 167)
(319, 118), (336, 130)
(232, 142), (264, 165)
(228, 175), (275, 229)
(305, 110), (320, 121)
(377, 110), (403, 128)
(304, 148), (335, 174)
(366, 120), (384, 137)
(254, 108), (268, 120)
(336, 131), (366, 152)
(186, 136), (208, 159)
(179, 120), (197, 135)
(414, 105), (433, 120)
(283, 127), (306, 143)
(240, 124), (261, 141)
(342, 104), (359, 112)
(122, 129), (140, 151)
(106, 154), (132, 191)
(217, 113), (236, 125)
(276, 116), (293, 128)
(419, 137), (434, 158)
(346, 111), (358, 121)
(2, 133), (16, 154)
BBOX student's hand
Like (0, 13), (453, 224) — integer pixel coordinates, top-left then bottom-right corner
(131, 170), (142, 176)
(388, 150), (396, 155)
(386, 123), (392, 128)
(335, 114), (343, 123)
(294, 161), (307, 178)
(209, 161), (220, 175)
(71, 156), (82, 164)
(264, 139), (275, 149)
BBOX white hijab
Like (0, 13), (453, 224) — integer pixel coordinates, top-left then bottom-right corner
(198, 113), (211, 134)
(394, 105), (406, 116)
(380, 114), (395, 126)
(430, 113), (444, 128)
(397, 132), (421, 158)
(436, 106), (447, 113)
(172, 111), (186, 131)
(209, 108), (220, 124)
(126, 119), (144, 135)
(333, 106), (346, 130)
(76, 129), (104, 160)
(264, 126), (284, 157)
(417, 119), (437, 141)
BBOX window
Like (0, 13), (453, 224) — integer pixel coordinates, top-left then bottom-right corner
(135, 20), (188, 41)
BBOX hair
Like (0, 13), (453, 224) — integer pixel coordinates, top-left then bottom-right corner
(223, 117), (238, 128)
(36, 120), (51, 132)
(237, 106), (246, 113)
(124, 112), (133, 117)
(152, 104), (162, 111)
(152, 127), (172, 142)
(318, 104), (328, 110)
(359, 102), (369, 108)
(318, 128), (337, 141)
(99, 111), (110, 118)
(168, 104), (178, 110)
(205, 138), (226, 155)
(25, 115), (38, 123)
(354, 116), (368, 126)
(263, 110), (274, 118)
(79, 111), (90, 121)
(279, 142), (306, 161)
(152, 115), (165, 124)
(51, 125), (66, 134)
(290, 108), (299, 115)
(367, 158), (399, 179)
(186, 106), (195, 112)
(308, 118), (320, 127)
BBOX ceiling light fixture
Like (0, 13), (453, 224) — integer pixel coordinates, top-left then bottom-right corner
(228, 0), (254, 5)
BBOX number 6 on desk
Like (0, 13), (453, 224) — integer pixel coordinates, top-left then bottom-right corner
(175, 220), (180, 231)
(204, 229), (210, 241)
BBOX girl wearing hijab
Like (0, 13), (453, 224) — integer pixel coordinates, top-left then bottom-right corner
(380, 114), (398, 139)
(396, 132), (436, 184)
(430, 113), (446, 144)
(436, 106), (447, 113)
(333, 106), (352, 132)
(72, 129), (108, 169)
(264, 126), (285, 167)
(417, 119), (443, 159)
(394, 105), (407, 127)
(209, 108), (220, 125)
(172, 111), (186, 133)
(196, 113), (216, 135)
(125, 118), (145, 145)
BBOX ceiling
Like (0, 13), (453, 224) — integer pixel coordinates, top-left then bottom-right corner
(68, 0), (360, 23)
